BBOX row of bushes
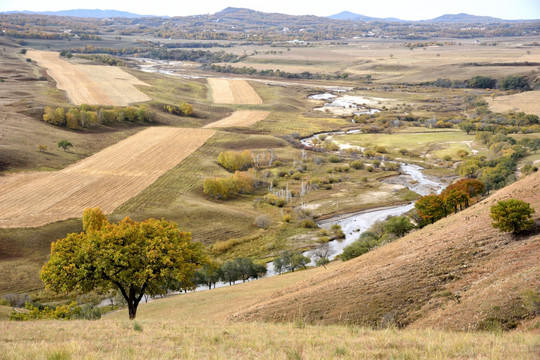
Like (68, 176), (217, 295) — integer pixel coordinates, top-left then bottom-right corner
(426, 75), (535, 90)
(9, 301), (101, 321)
(203, 64), (348, 80)
(194, 258), (267, 289)
(69, 45), (242, 64)
(43, 104), (155, 129)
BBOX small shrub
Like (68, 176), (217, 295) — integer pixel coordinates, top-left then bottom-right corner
(350, 160), (365, 169)
(26, 58), (31, 63)
(364, 149), (376, 158)
(334, 346), (347, 356)
(273, 160), (284, 167)
(37, 144), (47, 152)
(522, 289), (540, 315)
(375, 145), (387, 153)
(292, 172), (302, 180)
(366, 166), (374, 172)
(19, 49), (27, 54)
(301, 219), (318, 228)
(254, 215), (272, 229)
(133, 321), (143, 332)
(45, 350), (71, 360)
(457, 149), (469, 158)
(443, 155), (452, 161)
(282, 214), (292, 223)
(0, 298), (10, 306)
(328, 155), (340, 163)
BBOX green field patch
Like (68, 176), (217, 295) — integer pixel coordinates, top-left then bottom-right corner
(254, 112), (350, 136)
(333, 131), (482, 160)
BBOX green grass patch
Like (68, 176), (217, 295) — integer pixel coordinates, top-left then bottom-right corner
(334, 131), (482, 160)
(255, 112), (350, 136)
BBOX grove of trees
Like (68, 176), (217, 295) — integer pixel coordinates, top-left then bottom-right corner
(203, 171), (255, 199)
(217, 150), (253, 172)
(43, 104), (155, 129)
(415, 179), (485, 226)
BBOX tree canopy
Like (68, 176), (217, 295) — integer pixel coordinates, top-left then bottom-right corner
(490, 199), (535, 234)
(41, 215), (207, 319)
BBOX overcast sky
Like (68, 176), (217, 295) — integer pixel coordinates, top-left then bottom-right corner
(1, 0), (539, 20)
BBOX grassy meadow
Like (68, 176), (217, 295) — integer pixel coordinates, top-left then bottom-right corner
(1, 263), (538, 359)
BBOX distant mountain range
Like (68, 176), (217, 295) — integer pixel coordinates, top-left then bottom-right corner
(329, 11), (404, 22)
(329, 11), (523, 23)
(2, 9), (149, 18)
(1, 8), (536, 23)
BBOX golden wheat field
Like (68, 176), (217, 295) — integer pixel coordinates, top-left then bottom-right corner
(0, 127), (215, 228)
(27, 51), (150, 106)
(203, 110), (270, 128)
(207, 78), (263, 104)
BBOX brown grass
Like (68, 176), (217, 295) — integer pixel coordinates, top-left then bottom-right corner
(486, 90), (540, 116)
(233, 172), (540, 330)
(27, 50), (150, 105)
(208, 78), (262, 104)
(203, 110), (269, 128)
(0, 127), (215, 228)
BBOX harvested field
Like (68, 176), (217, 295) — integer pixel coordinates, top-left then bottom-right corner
(203, 110), (269, 128)
(0, 127), (215, 228)
(207, 78), (262, 104)
(486, 90), (540, 116)
(27, 50), (150, 106)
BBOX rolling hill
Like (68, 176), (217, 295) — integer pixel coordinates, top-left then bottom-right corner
(233, 172), (540, 330)
(2, 9), (149, 18)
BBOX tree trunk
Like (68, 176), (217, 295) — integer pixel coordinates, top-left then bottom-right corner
(128, 301), (138, 320)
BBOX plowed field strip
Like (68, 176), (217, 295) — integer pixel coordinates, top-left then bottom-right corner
(207, 78), (262, 104)
(27, 51), (150, 106)
(0, 128), (215, 228)
(203, 110), (270, 128)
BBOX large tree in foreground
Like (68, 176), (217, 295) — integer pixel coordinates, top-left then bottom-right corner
(490, 199), (535, 234)
(41, 215), (207, 319)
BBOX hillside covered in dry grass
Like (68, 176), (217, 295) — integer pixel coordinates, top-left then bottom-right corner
(234, 172), (540, 331)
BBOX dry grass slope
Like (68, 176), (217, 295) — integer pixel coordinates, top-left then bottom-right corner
(486, 90), (540, 116)
(1, 265), (538, 359)
(233, 172), (540, 330)
(203, 110), (269, 128)
(28, 50), (150, 106)
(208, 78), (263, 104)
(0, 127), (215, 228)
